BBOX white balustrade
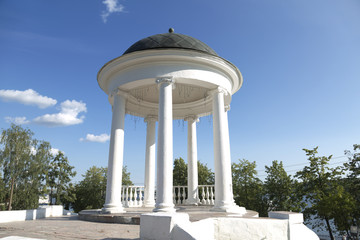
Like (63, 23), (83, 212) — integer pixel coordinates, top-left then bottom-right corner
(198, 185), (215, 205)
(121, 185), (214, 207)
(173, 186), (187, 205)
(172, 185), (215, 206)
(121, 186), (145, 208)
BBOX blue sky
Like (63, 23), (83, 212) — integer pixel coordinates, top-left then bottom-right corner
(0, 0), (359, 184)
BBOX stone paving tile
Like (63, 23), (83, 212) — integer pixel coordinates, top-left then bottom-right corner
(0, 216), (140, 240)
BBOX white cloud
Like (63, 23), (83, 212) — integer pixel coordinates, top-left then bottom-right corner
(101, 0), (125, 23)
(33, 100), (87, 127)
(80, 133), (110, 143)
(0, 89), (57, 109)
(5, 116), (30, 125)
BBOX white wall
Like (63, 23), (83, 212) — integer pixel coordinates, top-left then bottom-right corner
(0, 205), (64, 223)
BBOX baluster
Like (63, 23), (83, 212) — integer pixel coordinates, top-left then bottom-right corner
(133, 187), (137, 207)
(181, 187), (184, 205)
(173, 187), (176, 205)
(142, 187), (144, 204)
(134, 187), (137, 206)
(197, 187), (200, 204)
(176, 187), (179, 205)
(133, 187), (136, 206)
(125, 187), (129, 207)
(180, 187), (184, 205)
(142, 186), (145, 203)
(179, 187), (182, 205)
(133, 187), (136, 207)
(121, 186), (125, 206)
(135, 187), (138, 206)
(206, 186), (210, 205)
(136, 187), (141, 206)
(138, 187), (143, 207)
(201, 186), (206, 205)
(210, 186), (215, 205)
(182, 186), (186, 205)
(130, 187), (134, 207)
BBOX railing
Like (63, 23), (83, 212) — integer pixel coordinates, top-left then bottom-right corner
(199, 185), (215, 205)
(121, 185), (215, 207)
(173, 186), (187, 205)
(121, 186), (144, 207)
(173, 185), (215, 206)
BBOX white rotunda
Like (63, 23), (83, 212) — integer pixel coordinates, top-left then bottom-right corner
(97, 28), (245, 214)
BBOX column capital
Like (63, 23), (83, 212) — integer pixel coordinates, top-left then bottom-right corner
(207, 87), (229, 97)
(144, 115), (158, 123)
(156, 77), (175, 84)
(156, 77), (176, 90)
(111, 88), (129, 98)
(184, 115), (199, 122)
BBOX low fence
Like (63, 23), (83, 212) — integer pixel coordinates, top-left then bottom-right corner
(121, 185), (215, 207)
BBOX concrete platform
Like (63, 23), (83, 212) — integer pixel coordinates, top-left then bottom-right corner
(79, 206), (258, 225)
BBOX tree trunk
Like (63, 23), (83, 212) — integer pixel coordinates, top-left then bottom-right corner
(50, 187), (54, 205)
(8, 177), (15, 210)
(346, 229), (353, 240)
(325, 217), (334, 240)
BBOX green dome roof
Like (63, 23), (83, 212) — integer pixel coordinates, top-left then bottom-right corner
(123, 31), (218, 56)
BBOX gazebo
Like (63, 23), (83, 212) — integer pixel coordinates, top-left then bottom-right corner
(97, 28), (245, 214)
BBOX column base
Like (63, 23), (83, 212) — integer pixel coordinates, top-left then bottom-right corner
(143, 201), (156, 208)
(153, 203), (176, 212)
(185, 199), (198, 206)
(211, 202), (246, 214)
(102, 204), (125, 214)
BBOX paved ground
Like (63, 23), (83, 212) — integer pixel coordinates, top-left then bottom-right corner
(0, 216), (140, 240)
(0, 206), (259, 240)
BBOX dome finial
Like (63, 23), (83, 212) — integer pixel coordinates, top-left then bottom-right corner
(169, 28), (174, 33)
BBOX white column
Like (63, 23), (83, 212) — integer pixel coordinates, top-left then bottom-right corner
(143, 116), (156, 207)
(223, 105), (234, 201)
(211, 87), (245, 213)
(185, 115), (199, 205)
(103, 89), (127, 213)
(154, 77), (175, 212)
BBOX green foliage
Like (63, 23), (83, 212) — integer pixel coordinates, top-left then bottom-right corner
(264, 160), (303, 212)
(0, 124), (33, 210)
(0, 124), (53, 210)
(295, 147), (351, 240)
(73, 166), (107, 212)
(343, 144), (360, 233)
(172, 158), (215, 186)
(48, 151), (76, 205)
(173, 158), (187, 186)
(232, 159), (267, 216)
(72, 165), (133, 212)
(0, 173), (5, 210)
(61, 183), (76, 210)
(122, 165), (133, 186)
(198, 161), (214, 185)
(327, 183), (356, 236)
